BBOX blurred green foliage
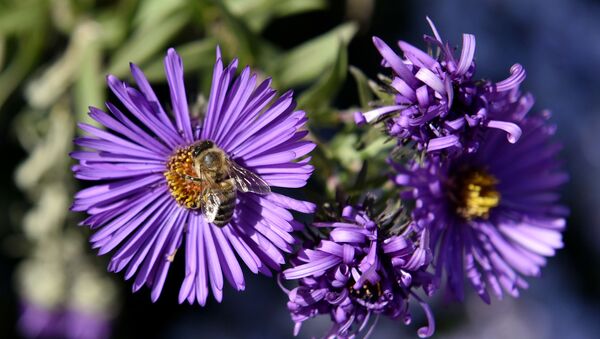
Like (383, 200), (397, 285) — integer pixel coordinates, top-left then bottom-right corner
(0, 0), (347, 116)
(0, 0), (397, 204)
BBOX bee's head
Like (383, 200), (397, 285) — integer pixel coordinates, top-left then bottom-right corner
(192, 140), (214, 158)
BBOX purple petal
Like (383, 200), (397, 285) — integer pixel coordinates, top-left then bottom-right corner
(283, 256), (340, 280)
(415, 68), (446, 95)
(372, 36), (418, 86)
(129, 63), (176, 131)
(426, 135), (460, 152)
(486, 120), (522, 143)
(164, 48), (193, 142)
(456, 34), (476, 75)
(362, 105), (404, 123)
(495, 64), (526, 91)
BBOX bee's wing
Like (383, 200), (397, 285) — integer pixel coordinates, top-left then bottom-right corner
(228, 160), (271, 195)
(201, 187), (223, 223)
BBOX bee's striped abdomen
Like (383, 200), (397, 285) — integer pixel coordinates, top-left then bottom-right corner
(213, 179), (237, 227)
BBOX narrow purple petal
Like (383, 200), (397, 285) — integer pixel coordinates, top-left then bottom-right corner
(495, 64), (526, 91)
(486, 120), (522, 143)
(283, 256), (341, 280)
(204, 222), (224, 301)
(456, 34), (476, 75)
(362, 105), (404, 123)
(415, 68), (446, 95)
(426, 135), (460, 152)
(129, 63), (176, 131)
(372, 36), (418, 86)
(164, 48), (193, 142)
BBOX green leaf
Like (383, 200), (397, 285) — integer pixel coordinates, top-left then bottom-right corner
(212, 0), (277, 65)
(0, 0), (47, 35)
(330, 133), (361, 171)
(107, 11), (189, 77)
(272, 22), (357, 88)
(370, 75), (395, 104)
(267, 0), (325, 17)
(223, 0), (326, 32)
(141, 39), (217, 82)
(297, 37), (348, 123)
(74, 40), (104, 126)
(95, 12), (128, 49)
(0, 36), (5, 70)
(0, 27), (45, 110)
(349, 65), (373, 109)
(133, 0), (188, 32)
(358, 133), (392, 160)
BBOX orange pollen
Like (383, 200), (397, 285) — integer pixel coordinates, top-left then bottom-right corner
(164, 146), (202, 209)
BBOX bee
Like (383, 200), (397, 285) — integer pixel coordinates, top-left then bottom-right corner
(182, 140), (271, 227)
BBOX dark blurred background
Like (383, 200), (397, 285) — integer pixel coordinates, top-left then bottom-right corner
(1, 0), (599, 338)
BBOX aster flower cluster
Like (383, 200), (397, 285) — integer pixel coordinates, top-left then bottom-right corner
(282, 205), (436, 338)
(363, 20), (568, 305)
(357, 18), (527, 153)
(69, 17), (567, 339)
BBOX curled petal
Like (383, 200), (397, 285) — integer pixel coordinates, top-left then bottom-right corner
(486, 120), (522, 143)
(415, 295), (436, 338)
(496, 64), (526, 92)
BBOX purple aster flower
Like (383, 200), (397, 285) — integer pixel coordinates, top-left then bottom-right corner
(394, 112), (568, 302)
(357, 18), (528, 153)
(71, 47), (315, 304)
(18, 300), (111, 339)
(281, 206), (436, 338)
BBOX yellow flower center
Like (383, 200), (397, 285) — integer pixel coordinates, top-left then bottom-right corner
(164, 146), (202, 209)
(349, 281), (382, 302)
(456, 169), (500, 220)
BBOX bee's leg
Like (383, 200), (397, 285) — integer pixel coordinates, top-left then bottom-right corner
(180, 173), (203, 183)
